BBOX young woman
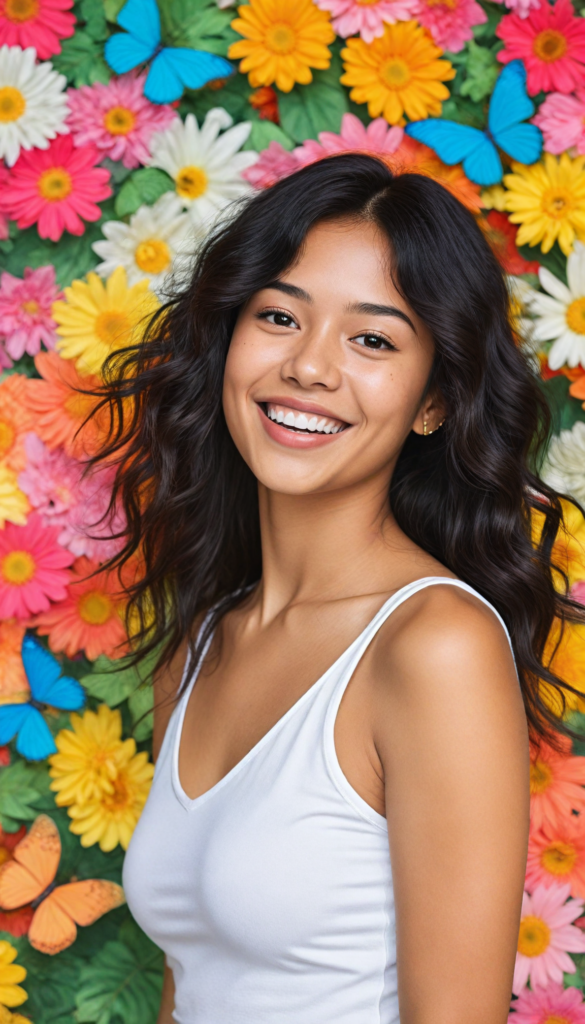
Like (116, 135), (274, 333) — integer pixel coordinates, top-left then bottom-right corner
(96, 153), (584, 1024)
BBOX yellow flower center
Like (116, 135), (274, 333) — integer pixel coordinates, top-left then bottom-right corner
(425, 0), (457, 7)
(544, 1017), (572, 1024)
(541, 839), (578, 876)
(1, 550), (36, 586)
(533, 29), (568, 63)
(175, 165), (208, 200)
(77, 590), (113, 625)
(355, 0), (382, 5)
(264, 22), (297, 54)
(38, 167), (73, 202)
(0, 86), (25, 123)
(94, 310), (131, 347)
(0, 848), (11, 866)
(134, 238), (171, 274)
(381, 58), (411, 89)
(542, 187), (574, 220)
(21, 299), (39, 315)
(530, 758), (553, 794)
(0, 419), (15, 459)
(103, 773), (130, 812)
(64, 391), (96, 421)
(518, 915), (551, 957)
(103, 105), (136, 136)
(4, 0), (39, 20)
(566, 297), (585, 335)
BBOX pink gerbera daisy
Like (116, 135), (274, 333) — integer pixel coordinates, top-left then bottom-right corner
(313, 0), (417, 43)
(513, 882), (585, 994)
(0, 513), (73, 619)
(2, 135), (111, 242)
(529, 736), (585, 831)
(526, 819), (585, 899)
(18, 433), (125, 561)
(497, 0), (585, 96)
(509, 981), (585, 1023)
(0, 0), (75, 60)
(492, 0), (541, 19)
(533, 89), (585, 155)
(412, 0), (487, 52)
(242, 140), (301, 189)
(294, 112), (403, 167)
(572, 580), (585, 604)
(66, 72), (177, 170)
(0, 265), (62, 360)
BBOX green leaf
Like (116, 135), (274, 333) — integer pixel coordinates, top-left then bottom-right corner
(81, 648), (159, 708)
(78, 0), (109, 40)
(279, 65), (348, 144)
(75, 937), (163, 1024)
(104, 0), (125, 21)
(114, 169), (175, 218)
(159, 0), (236, 56)
(0, 760), (43, 830)
(53, 31), (111, 87)
(456, 41), (500, 103)
(517, 241), (567, 285)
(8, 939), (80, 1024)
(243, 120), (294, 152)
(128, 684), (154, 740)
(539, 375), (585, 437)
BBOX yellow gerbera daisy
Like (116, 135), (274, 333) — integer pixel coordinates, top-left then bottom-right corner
(0, 1009), (32, 1024)
(228, 0), (335, 93)
(52, 266), (159, 377)
(0, 941), (27, 1010)
(0, 466), (29, 530)
(340, 21), (455, 126)
(532, 497), (585, 591)
(48, 703), (136, 806)
(540, 618), (585, 716)
(480, 184), (507, 212)
(503, 153), (585, 257)
(66, 746), (154, 851)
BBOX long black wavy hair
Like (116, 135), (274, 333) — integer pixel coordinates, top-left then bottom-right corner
(92, 152), (585, 743)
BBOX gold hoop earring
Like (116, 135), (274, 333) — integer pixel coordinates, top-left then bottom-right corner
(422, 418), (445, 436)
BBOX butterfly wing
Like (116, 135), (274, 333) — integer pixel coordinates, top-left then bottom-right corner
(0, 814), (60, 908)
(0, 702), (30, 745)
(22, 636), (85, 710)
(145, 49), (233, 103)
(488, 60), (534, 137)
(405, 120), (502, 186)
(104, 31), (156, 74)
(15, 705), (57, 761)
(494, 122), (542, 166)
(104, 0), (160, 74)
(53, 879), (126, 926)
(28, 893), (77, 955)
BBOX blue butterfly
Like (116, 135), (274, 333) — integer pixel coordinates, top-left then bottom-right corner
(104, 0), (234, 105)
(404, 60), (542, 187)
(0, 636), (85, 762)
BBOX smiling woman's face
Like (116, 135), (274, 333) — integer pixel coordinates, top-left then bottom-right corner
(222, 217), (442, 497)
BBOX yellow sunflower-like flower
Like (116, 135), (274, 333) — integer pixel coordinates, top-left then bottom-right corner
(540, 618), (585, 716)
(229, 0), (335, 93)
(0, 941), (27, 1010)
(503, 153), (585, 257)
(340, 21), (455, 126)
(0, 466), (29, 530)
(480, 184), (507, 212)
(48, 703), (136, 806)
(532, 497), (585, 591)
(52, 266), (159, 377)
(66, 745), (154, 851)
(0, 1009), (32, 1024)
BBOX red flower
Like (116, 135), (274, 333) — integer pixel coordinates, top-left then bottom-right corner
(0, 0), (76, 59)
(249, 86), (279, 123)
(496, 0), (585, 96)
(483, 211), (540, 276)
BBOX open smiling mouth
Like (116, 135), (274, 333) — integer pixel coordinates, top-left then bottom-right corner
(260, 402), (349, 435)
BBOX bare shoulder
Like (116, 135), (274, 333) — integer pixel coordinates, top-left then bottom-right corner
(369, 580), (527, 757)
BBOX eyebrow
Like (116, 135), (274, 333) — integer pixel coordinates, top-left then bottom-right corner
(264, 280), (313, 303)
(345, 301), (416, 333)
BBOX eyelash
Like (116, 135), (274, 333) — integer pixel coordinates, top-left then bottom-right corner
(255, 307), (397, 352)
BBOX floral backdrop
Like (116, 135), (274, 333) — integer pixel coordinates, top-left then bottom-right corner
(0, 0), (585, 1019)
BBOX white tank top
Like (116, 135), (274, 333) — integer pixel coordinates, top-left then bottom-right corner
(122, 577), (515, 1024)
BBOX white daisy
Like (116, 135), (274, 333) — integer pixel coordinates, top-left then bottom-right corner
(0, 45), (68, 167)
(147, 107), (258, 225)
(541, 420), (585, 506)
(92, 192), (196, 297)
(529, 242), (585, 371)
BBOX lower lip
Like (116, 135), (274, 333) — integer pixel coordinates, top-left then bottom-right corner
(258, 405), (348, 449)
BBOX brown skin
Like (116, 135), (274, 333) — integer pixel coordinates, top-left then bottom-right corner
(153, 218), (529, 1024)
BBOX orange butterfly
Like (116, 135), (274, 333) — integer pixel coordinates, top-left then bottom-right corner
(0, 814), (125, 955)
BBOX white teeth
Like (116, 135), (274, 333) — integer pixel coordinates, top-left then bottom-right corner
(266, 405), (344, 434)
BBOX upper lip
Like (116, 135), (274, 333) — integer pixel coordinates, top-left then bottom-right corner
(258, 396), (351, 423)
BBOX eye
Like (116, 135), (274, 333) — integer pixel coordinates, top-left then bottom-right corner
(256, 308), (298, 329)
(351, 332), (396, 351)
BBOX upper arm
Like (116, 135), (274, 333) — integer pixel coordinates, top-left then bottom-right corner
(152, 639), (189, 763)
(373, 587), (529, 1024)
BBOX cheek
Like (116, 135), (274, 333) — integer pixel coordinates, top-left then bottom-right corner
(352, 357), (428, 435)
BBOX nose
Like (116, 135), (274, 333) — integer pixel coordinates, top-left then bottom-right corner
(281, 325), (342, 391)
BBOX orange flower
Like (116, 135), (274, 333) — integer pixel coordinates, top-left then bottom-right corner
(33, 556), (129, 661)
(570, 373), (585, 409)
(530, 735), (585, 831)
(24, 351), (107, 458)
(532, 497), (585, 590)
(0, 621), (28, 705)
(388, 134), (483, 213)
(0, 374), (34, 473)
(527, 817), (585, 899)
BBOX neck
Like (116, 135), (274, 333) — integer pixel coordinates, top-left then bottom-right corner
(254, 467), (409, 623)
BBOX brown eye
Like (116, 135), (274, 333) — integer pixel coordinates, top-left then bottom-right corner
(257, 309), (298, 328)
(353, 333), (395, 351)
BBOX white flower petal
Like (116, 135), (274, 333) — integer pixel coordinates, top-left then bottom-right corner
(539, 266), (572, 304)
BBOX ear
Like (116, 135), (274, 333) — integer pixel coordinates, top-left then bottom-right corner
(412, 389), (447, 437)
